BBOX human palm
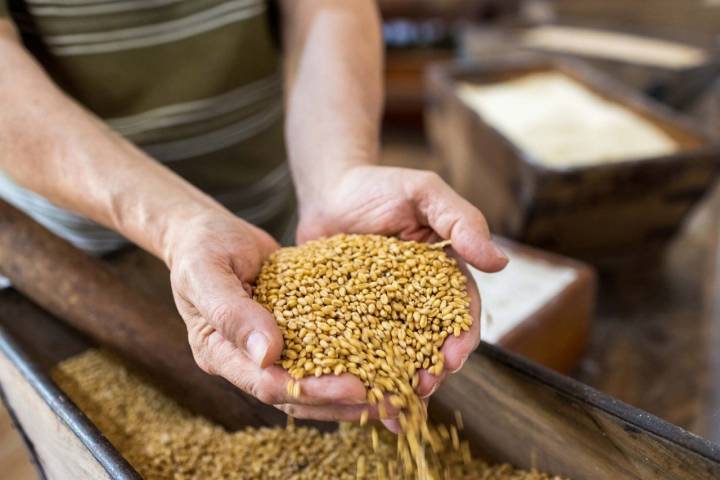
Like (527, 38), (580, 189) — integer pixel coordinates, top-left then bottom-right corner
(297, 165), (507, 408)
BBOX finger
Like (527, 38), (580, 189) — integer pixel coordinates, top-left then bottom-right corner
(276, 398), (401, 423)
(254, 369), (369, 406)
(439, 255), (481, 373)
(411, 172), (508, 273)
(276, 403), (369, 422)
(381, 417), (401, 434)
(442, 296), (481, 374)
(298, 373), (368, 404)
(416, 368), (447, 399)
(183, 260), (283, 367)
(214, 351), (369, 406)
(380, 398), (428, 433)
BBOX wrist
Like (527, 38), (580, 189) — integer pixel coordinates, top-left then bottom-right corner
(158, 202), (236, 269)
(293, 148), (377, 217)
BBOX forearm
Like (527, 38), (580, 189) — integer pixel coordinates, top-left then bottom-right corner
(0, 22), (222, 263)
(281, 0), (383, 212)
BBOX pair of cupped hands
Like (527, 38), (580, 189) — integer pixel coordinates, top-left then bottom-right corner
(165, 166), (507, 431)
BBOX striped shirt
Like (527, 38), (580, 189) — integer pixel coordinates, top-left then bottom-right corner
(0, 0), (294, 252)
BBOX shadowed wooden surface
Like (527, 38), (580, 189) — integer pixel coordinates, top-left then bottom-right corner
(575, 185), (720, 441)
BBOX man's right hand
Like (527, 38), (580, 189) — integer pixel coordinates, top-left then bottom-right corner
(163, 209), (370, 421)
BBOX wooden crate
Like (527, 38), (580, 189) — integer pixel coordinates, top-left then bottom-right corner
(459, 25), (720, 109)
(425, 56), (720, 262)
(1, 288), (718, 479)
(476, 238), (595, 374)
(551, 0), (720, 47)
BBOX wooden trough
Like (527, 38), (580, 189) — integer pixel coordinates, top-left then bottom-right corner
(0, 200), (718, 479)
(1, 287), (720, 479)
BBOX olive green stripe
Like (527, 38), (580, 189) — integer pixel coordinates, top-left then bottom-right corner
(119, 93), (278, 146)
(45, 1), (263, 55)
(107, 74), (279, 133)
(28, 0), (183, 17)
(47, 0), (259, 43)
(142, 99), (282, 162)
(40, 18), (279, 117)
(0, 1), (7, 16)
(12, 0), (239, 36)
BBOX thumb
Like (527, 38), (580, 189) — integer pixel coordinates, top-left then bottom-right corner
(413, 173), (508, 273)
(182, 260), (284, 368)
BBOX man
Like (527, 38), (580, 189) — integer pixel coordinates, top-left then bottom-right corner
(0, 0), (507, 427)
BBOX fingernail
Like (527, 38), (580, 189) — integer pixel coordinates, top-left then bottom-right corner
(246, 331), (269, 366)
(420, 382), (439, 399)
(490, 242), (509, 262)
(450, 354), (470, 374)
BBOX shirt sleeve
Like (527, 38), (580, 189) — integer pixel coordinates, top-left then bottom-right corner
(0, 2), (8, 17)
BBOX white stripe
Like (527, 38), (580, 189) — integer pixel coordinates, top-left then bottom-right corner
(144, 101), (283, 162)
(0, 169), (292, 253)
(234, 188), (291, 225)
(27, 0), (123, 5)
(47, 1), (264, 56)
(47, 0), (259, 43)
(215, 163), (291, 205)
(107, 75), (280, 136)
(29, 0), (184, 17)
(0, 174), (127, 254)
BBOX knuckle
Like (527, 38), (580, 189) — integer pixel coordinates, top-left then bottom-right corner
(187, 330), (215, 375)
(169, 260), (191, 289)
(209, 302), (236, 327)
(282, 404), (299, 417)
(191, 349), (214, 375)
(252, 386), (278, 405)
(418, 170), (442, 189)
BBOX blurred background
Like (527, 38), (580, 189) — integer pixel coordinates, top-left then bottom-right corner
(377, 0), (720, 444)
(2, 0), (720, 476)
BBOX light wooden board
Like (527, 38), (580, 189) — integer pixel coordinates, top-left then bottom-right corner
(0, 403), (35, 480)
(0, 351), (112, 480)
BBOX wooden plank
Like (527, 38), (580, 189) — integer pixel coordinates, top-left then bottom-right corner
(0, 327), (139, 480)
(433, 344), (720, 480)
(473, 238), (595, 373)
(0, 403), (35, 480)
(552, 0), (720, 46)
(458, 25), (720, 109)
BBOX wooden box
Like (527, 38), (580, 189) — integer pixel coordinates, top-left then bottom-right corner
(476, 238), (595, 374)
(425, 57), (720, 262)
(459, 25), (720, 109)
(1, 289), (719, 479)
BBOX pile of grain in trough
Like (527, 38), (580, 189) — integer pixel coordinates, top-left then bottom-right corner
(53, 349), (567, 480)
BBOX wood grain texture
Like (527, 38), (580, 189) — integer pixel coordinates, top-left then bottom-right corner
(433, 344), (720, 480)
(425, 56), (720, 263)
(0, 345), (118, 480)
(0, 403), (36, 480)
